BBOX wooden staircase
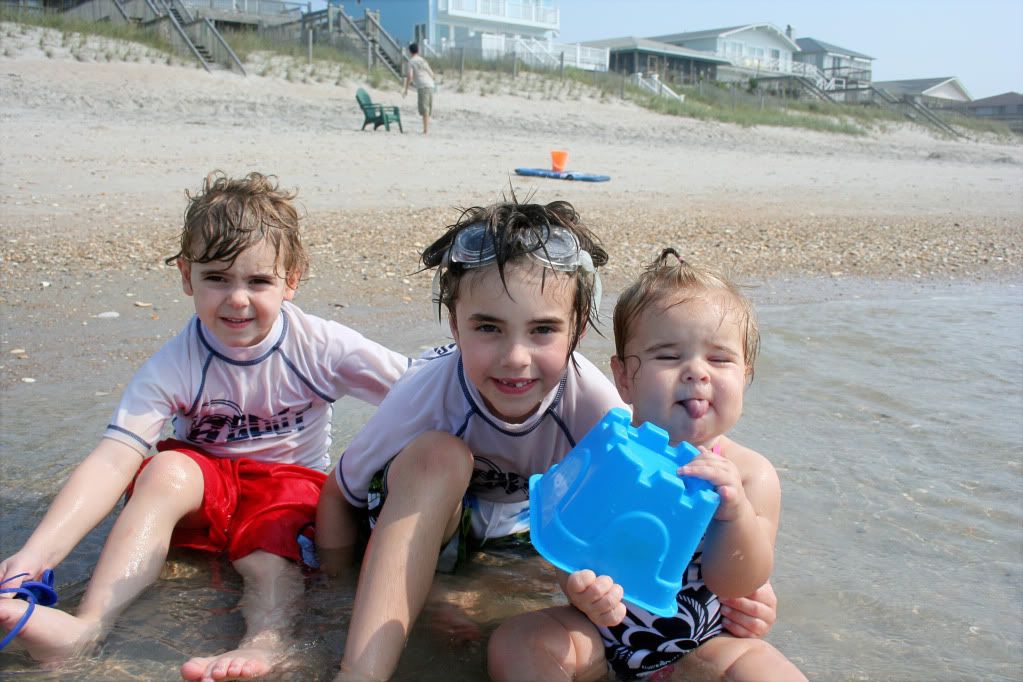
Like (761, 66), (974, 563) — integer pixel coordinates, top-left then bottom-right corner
(61, 0), (245, 74)
(869, 85), (964, 138)
(793, 75), (837, 103)
(299, 4), (406, 82)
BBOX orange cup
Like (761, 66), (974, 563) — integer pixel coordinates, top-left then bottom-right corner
(550, 149), (569, 172)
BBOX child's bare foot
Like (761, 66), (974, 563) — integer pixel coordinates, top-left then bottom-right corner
(180, 647), (275, 681)
(0, 600), (100, 663)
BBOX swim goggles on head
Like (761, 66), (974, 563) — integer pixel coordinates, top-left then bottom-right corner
(448, 223), (584, 272)
(433, 222), (601, 314)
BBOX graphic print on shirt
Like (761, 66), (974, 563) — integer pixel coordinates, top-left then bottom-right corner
(188, 398), (314, 443)
(471, 455), (528, 495)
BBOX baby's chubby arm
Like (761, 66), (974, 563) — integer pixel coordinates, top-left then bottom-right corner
(558, 569), (627, 628)
(0, 438), (142, 590)
(315, 471), (361, 578)
(678, 444), (780, 599)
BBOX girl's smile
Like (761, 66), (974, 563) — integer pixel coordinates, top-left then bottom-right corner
(450, 262), (576, 424)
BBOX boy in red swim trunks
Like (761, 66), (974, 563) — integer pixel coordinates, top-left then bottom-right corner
(0, 171), (411, 680)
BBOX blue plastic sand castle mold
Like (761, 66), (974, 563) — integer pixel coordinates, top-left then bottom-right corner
(529, 408), (720, 617)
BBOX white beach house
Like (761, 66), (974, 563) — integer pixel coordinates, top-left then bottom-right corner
(649, 24), (807, 81)
(351, 0), (607, 71)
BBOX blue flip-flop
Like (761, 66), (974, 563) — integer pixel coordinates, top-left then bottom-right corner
(0, 569), (58, 651)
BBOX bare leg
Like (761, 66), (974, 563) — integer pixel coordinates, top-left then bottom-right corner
(488, 605), (607, 682)
(336, 432), (472, 681)
(675, 635), (807, 682)
(180, 551), (302, 681)
(0, 451), (204, 663)
(423, 113), (429, 135)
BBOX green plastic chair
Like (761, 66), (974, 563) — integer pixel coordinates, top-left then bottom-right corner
(356, 87), (403, 133)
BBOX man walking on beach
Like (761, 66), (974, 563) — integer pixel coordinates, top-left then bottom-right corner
(403, 43), (435, 135)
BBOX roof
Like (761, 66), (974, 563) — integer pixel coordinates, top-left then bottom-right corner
(581, 36), (731, 64)
(794, 37), (873, 60)
(873, 77), (972, 100)
(650, 23), (800, 52)
(965, 91), (1023, 108)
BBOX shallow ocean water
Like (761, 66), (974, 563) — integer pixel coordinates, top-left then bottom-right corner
(1, 276), (1020, 681)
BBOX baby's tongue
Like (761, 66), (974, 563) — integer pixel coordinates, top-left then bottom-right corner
(682, 399), (709, 418)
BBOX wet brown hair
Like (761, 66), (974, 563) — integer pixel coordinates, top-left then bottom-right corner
(421, 197), (607, 358)
(613, 248), (760, 382)
(165, 171), (308, 285)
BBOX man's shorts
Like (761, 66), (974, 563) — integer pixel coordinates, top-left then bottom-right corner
(128, 439), (327, 563)
(417, 86), (433, 116)
(365, 464), (531, 573)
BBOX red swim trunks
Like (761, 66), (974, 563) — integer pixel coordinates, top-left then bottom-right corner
(129, 439), (327, 563)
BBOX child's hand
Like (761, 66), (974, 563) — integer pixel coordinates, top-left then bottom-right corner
(679, 447), (751, 521)
(720, 580), (777, 638)
(0, 551), (48, 597)
(564, 569), (626, 627)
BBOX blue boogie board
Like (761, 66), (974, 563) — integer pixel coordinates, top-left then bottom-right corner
(515, 167), (611, 182)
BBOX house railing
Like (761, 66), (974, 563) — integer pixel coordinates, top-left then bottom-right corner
(468, 34), (607, 71)
(196, 16), (247, 73)
(630, 72), (684, 103)
(439, 0), (558, 28)
(823, 65), (871, 84)
(363, 8), (405, 75)
(511, 36), (557, 68)
(293, 5), (404, 81)
(63, 0), (132, 22)
(178, 0), (306, 19)
(420, 39), (441, 59)
(723, 55), (838, 90)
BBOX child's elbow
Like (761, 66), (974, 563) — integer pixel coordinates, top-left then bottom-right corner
(705, 557), (773, 600)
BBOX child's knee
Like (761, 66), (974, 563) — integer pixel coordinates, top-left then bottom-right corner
(488, 616), (542, 678)
(231, 549), (293, 581)
(132, 450), (204, 497)
(488, 611), (576, 679)
(724, 639), (805, 682)
(391, 431), (473, 485)
(695, 636), (798, 681)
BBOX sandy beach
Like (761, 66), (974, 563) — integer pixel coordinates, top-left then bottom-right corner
(1, 22), (1023, 681)
(2, 25), (1021, 382)
(2, 25), (1022, 299)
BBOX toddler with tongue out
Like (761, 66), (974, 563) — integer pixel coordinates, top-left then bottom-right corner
(489, 249), (805, 681)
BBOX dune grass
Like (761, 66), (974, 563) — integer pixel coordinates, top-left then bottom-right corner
(0, 6), (175, 53)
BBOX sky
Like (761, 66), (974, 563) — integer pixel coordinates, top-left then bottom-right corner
(555, 0), (1023, 100)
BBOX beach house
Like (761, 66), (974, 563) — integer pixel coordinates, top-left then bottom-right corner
(959, 92), (1023, 131)
(649, 24), (804, 82)
(581, 36), (730, 85)
(351, 0), (606, 71)
(872, 77), (972, 107)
